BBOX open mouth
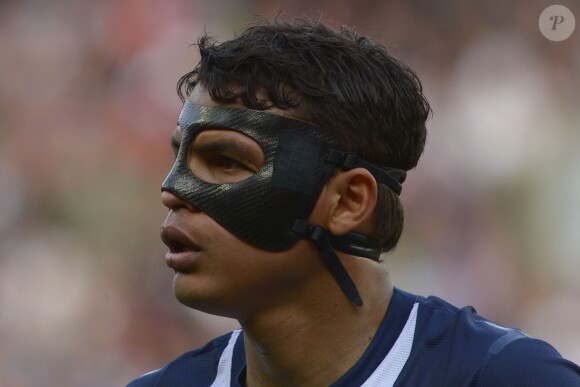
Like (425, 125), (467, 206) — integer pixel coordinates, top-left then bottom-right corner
(160, 226), (201, 253)
(167, 239), (199, 253)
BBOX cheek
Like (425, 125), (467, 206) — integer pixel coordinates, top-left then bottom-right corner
(221, 239), (324, 303)
(171, 210), (326, 316)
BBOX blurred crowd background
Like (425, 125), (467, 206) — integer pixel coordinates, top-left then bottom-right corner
(0, 0), (578, 385)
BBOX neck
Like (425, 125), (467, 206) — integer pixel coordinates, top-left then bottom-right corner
(240, 262), (393, 387)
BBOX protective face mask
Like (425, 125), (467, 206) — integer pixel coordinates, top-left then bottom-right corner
(162, 101), (406, 306)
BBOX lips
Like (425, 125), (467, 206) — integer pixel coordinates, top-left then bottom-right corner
(160, 225), (202, 272)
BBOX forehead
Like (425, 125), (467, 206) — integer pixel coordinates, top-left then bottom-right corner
(176, 85), (328, 146)
(188, 84), (215, 106)
(173, 85), (295, 141)
(188, 84), (294, 118)
(173, 86), (341, 176)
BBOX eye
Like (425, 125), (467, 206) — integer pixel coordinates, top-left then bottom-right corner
(186, 130), (265, 184)
(206, 154), (246, 172)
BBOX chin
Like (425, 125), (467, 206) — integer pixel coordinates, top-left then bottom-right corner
(172, 274), (241, 318)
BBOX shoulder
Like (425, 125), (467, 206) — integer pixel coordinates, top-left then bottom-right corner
(480, 337), (580, 386)
(414, 294), (523, 346)
(397, 292), (580, 385)
(127, 330), (242, 387)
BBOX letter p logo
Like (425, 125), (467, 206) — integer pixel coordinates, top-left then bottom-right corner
(550, 15), (565, 30)
(539, 5), (576, 41)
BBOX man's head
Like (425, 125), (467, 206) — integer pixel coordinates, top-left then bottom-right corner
(176, 19), (430, 252)
(161, 19), (430, 313)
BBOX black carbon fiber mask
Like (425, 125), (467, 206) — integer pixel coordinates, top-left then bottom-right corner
(162, 101), (340, 251)
(162, 101), (407, 306)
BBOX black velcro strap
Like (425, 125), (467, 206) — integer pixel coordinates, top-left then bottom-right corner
(326, 150), (407, 195)
(292, 220), (364, 306)
(273, 132), (325, 196)
(326, 232), (381, 261)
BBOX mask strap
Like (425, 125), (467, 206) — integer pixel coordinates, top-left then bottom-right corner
(326, 230), (381, 261)
(326, 150), (407, 195)
(292, 219), (382, 306)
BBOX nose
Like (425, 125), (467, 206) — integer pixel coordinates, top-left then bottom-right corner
(161, 190), (199, 212)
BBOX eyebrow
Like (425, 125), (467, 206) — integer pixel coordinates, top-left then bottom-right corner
(192, 138), (254, 158)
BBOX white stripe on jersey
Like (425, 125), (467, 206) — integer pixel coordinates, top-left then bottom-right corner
(210, 329), (242, 387)
(361, 302), (419, 387)
(209, 304), (418, 387)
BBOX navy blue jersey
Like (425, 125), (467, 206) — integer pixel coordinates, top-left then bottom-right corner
(128, 288), (580, 386)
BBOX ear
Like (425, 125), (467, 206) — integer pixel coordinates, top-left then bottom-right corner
(323, 168), (378, 236)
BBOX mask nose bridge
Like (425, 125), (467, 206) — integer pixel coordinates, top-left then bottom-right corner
(161, 118), (198, 192)
(161, 159), (181, 193)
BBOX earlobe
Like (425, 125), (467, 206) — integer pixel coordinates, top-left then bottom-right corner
(327, 168), (378, 236)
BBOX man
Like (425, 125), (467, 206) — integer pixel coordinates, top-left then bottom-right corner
(128, 19), (580, 386)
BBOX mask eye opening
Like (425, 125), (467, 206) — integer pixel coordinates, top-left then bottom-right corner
(186, 128), (265, 184)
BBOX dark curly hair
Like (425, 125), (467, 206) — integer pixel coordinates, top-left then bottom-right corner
(177, 18), (430, 252)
